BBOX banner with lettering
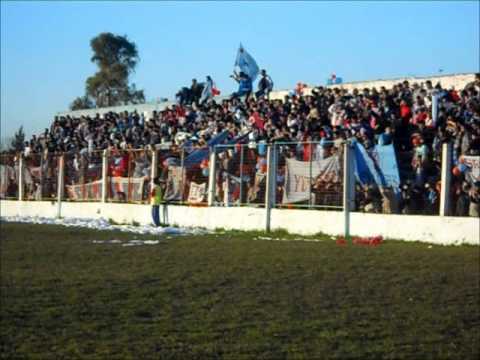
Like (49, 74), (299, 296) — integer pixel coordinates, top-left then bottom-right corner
(282, 156), (340, 204)
(188, 182), (206, 203)
(108, 177), (145, 202)
(66, 177), (146, 202)
(66, 180), (102, 201)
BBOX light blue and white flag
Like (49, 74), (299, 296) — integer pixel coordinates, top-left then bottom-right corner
(234, 44), (259, 81)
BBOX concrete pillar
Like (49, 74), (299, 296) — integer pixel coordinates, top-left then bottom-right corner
(440, 143), (452, 216)
(207, 149), (217, 206)
(101, 149), (108, 203)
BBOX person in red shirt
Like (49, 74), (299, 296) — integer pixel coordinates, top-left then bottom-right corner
(400, 100), (411, 122)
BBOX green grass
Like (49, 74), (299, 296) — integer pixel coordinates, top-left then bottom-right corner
(1, 223), (479, 359)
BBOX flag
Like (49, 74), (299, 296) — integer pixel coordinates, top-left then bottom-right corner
(234, 44), (259, 81)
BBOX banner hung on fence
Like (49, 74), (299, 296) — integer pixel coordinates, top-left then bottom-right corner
(461, 155), (480, 184)
(353, 142), (400, 191)
(66, 180), (102, 201)
(0, 164), (16, 197)
(109, 177), (145, 202)
(188, 182), (206, 203)
(165, 166), (184, 201)
(283, 156), (340, 204)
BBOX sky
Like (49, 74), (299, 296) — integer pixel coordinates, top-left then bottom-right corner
(1, 0), (479, 140)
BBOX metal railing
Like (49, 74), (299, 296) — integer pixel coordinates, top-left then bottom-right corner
(3, 143), (479, 220)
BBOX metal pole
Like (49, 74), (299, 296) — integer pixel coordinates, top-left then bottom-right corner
(18, 154), (24, 201)
(39, 153), (44, 200)
(180, 149), (185, 203)
(207, 148), (217, 206)
(265, 145), (273, 232)
(271, 144), (277, 208)
(440, 142), (452, 216)
(101, 149), (108, 203)
(309, 142), (313, 207)
(343, 143), (351, 240)
(239, 145), (244, 206)
(56, 155), (64, 218)
(150, 149), (158, 202)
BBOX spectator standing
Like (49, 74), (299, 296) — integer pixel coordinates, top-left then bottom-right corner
(200, 75), (215, 105)
(151, 177), (166, 227)
(190, 79), (203, 106)
(256, 69), (274, 99)
(231, 71), (252, 101)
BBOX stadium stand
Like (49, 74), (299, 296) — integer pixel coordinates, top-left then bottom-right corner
(2, 73), (479, 217)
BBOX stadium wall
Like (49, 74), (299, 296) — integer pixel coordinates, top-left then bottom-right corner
(1, 200), (478, 246)
(57, 72), (476, 118)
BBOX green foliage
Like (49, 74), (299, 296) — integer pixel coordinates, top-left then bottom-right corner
(69, 95), (95, 111)
(9, 126), (25, 152)
(1, 223), (479, 359)
(71, 32), (145, 109)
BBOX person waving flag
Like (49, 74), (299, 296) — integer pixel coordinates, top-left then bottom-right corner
(234, 43), (259, 82)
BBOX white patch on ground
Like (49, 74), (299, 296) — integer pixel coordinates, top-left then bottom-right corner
(1, 216), (209, 236)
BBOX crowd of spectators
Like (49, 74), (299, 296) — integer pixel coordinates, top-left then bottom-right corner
(6, 72), (480, 216)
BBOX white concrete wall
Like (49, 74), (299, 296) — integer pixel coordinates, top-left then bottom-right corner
(1, 200), (477, 246)
(58, 73), (476, 117)
(269, 73), (476, 100)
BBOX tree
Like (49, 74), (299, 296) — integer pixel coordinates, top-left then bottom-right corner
(71, 32), (145, 109)
(70, 95), (95, 111)
(10, 126), (25, 152)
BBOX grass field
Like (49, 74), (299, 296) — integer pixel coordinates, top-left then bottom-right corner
(1, 222), (479, 359)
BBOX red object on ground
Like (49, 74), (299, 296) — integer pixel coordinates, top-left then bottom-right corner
(336, 236), (384, 246)
(352, 236), (384, 246)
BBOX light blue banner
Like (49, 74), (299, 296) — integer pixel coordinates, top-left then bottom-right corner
(353, 142), (400, 191)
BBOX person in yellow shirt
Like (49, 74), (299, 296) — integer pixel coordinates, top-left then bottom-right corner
(151, 177), (166, 227)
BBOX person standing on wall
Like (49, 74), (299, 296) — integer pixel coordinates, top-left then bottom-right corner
(151, 177), (166, 227)
(256, 69), (274, 99)
(230, 71), (253, 101)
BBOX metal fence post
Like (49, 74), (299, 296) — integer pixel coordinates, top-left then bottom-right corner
(265, 145), (273, 232)
(343, 143), (352, 240)
(180, 149), (185, 203)
(309, 142), (313, 207)
(239, 145), (244, 206)
(56, 155), (64, 218)
(18, 154), (24, 201)
(101, 149), (108, 203)
(440, 142), (452, 216)
(150, 149), (158, 200)
(271, 144), (277, 208)
(207, 147), (217, 206)
(39, 153), (44, 200)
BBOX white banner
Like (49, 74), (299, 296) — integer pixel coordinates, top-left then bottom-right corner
(66, 180), (102, 201)
(0, 165), (16, 198)
(461, 155), (480, 184)
(188, 182), (206, 204)
(109, 177), (145, 202)
(66, 177), (145, 202)
(165, 166), (184, 201)
(283, 156), (340, 204)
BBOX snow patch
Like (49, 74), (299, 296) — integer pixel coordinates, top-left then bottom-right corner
(1, 216), (209, 236)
